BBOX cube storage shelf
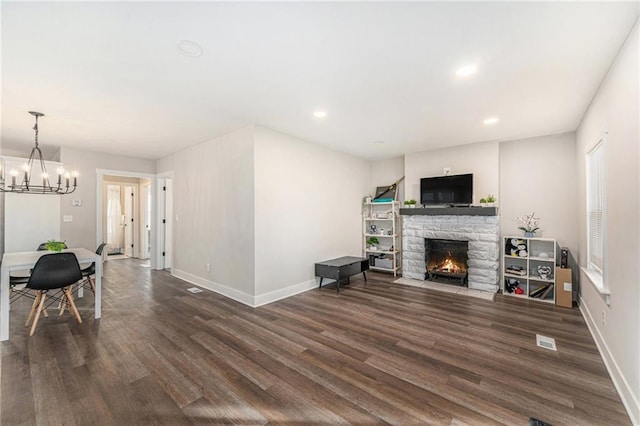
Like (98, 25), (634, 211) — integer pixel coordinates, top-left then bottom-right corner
(363, 201), (401, 276)
(502, 236), (558, 303)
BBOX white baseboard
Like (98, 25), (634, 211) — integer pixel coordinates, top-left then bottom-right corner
(253, 278), (318, 307)
(172, 268), (254, 307)
(171, 269), (319, 309)
(579, 297), (640, 425)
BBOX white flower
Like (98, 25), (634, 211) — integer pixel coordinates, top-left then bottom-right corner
(515, 212), (540, 233)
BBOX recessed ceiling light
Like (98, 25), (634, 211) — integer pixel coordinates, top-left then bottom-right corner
(313, 111), (327, 118)
(177, 40), (203, 57)
(455, 64), (478, 77)
(483, 117), (499, 125)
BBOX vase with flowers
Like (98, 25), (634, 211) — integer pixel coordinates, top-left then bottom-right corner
(516, 212), (540, 237)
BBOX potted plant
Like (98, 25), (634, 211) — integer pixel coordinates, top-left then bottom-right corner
(516, 212), (540, 237)
(486, 194), (496, 206)
(404, 199), (418, 208)
(44, 240), (66, 252)
(479, 197), (487, 207)
(366, 236), (380, 250)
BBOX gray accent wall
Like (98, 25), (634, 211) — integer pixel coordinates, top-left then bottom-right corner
(59, 147), (156, 251)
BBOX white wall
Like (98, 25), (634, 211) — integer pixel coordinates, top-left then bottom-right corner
(253, 126), (370, 304)
(156, 155), (173, 175)
(404, 140), (500, 205)
(576, 21), (639, 423)
(59, 147), (156, 251)
(2, 156), (62, 252)
(5, 193), (60, 252)
(370, 156), (405, 203)
(163, 126), (256, 301)
(499, 132), (578, 254)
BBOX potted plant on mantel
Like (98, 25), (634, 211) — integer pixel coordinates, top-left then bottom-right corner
(480, 194), (496, 207)
(366, 236), (380, 250)
(404, 199), (418, 208)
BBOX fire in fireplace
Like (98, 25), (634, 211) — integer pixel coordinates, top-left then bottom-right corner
(424, 239), (469, 286)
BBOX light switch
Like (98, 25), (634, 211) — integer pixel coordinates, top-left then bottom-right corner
(63, 215), (73, 222)
(72, 199), (82, 207)
(564, 282), (572, 292)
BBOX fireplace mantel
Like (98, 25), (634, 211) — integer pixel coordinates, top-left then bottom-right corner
(400, 206), (498, 216)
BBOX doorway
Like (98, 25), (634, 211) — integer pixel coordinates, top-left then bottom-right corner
(102, 176), (152, 260)
(96, 169), (161, 270)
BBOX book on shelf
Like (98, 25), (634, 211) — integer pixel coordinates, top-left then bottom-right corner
(505, 266), (526, 276)
(540, 284), (554, 299)
(530, 284), (550, 298)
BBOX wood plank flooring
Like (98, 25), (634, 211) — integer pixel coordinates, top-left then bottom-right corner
(1, 259), (631, 425)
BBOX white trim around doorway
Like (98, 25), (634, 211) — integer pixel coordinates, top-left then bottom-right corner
(96, 169), (158, 269)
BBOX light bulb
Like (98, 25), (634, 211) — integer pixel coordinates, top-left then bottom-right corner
(22, 163), (29, 171)
(57, 167), (65, 175)
(10, 169), (18, 177)
(42, 172), (48, 178)
(71, 170), (79, 177)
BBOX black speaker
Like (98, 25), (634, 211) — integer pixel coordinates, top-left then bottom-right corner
(560, 248), (569, 268)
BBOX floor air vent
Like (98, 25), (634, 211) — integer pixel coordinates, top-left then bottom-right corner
(187, 287), (203, 294)
(536, 334), (557, 351)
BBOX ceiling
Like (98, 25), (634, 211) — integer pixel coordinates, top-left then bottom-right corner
(2, 2), (638, 161)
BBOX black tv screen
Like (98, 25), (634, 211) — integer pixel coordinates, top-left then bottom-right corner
(420, 174), (473, 206)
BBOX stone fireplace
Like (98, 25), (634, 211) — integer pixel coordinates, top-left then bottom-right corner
(424, 239), (469, 286)
(401, 207), (500, 293)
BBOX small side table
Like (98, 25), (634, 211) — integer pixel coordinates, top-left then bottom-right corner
(315, 256), (369, 293)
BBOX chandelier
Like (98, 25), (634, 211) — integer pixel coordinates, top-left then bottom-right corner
(0, 111), (77, 195)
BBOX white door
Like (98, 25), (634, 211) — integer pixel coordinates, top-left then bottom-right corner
(106, 184), (123, 254)
(123, 185), (135, 257)
(140, 182), (152, 259)
(164, 178), (173, 269)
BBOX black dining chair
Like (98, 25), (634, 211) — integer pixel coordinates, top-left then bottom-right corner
(10, 241), (69, 298)
(79, 242), (107, 293)
(24, 252), (83, 336)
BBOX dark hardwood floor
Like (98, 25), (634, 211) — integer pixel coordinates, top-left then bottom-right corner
(1, 258), (630, 425)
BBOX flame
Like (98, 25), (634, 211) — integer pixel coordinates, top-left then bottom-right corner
(431, 251), (466, 274)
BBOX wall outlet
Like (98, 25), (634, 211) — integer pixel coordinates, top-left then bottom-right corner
(443, 167), (451, 176)
(563, 282), (572, 292)
(206, 263), (211, 272)
(63, 215), (73, 222)
(601, 309), (606, 326)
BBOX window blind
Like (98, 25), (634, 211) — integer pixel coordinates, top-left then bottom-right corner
(587, 142), (604, 273)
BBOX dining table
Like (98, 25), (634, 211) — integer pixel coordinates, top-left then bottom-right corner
(0, 247), (102, 341)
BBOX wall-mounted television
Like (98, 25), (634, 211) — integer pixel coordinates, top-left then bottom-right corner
(420, 173), (473, 206)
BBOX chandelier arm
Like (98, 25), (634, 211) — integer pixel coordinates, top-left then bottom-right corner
(34, 147), (51, 188)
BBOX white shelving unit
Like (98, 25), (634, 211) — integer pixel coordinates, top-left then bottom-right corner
(502, 236), (558, 303)
(363, 201), (401, 276)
